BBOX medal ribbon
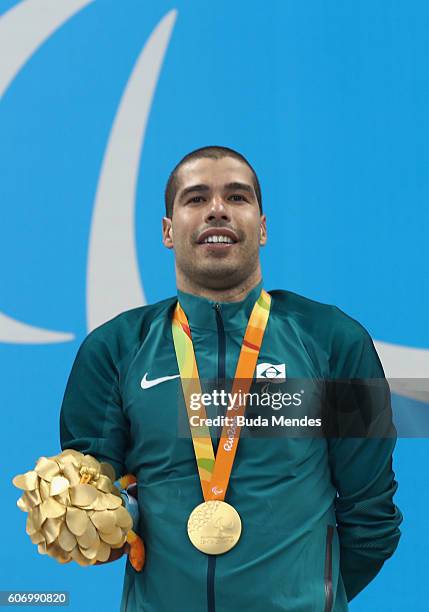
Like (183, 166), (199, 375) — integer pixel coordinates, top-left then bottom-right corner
(172, 289), (271, 501)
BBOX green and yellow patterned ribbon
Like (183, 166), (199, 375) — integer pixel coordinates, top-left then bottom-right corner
(172, 289), (271, 501)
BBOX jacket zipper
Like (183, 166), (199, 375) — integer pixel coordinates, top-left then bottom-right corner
(206, 302), (226, 612)
(214, 303), (226, 396)
(324, 525), (334, 612)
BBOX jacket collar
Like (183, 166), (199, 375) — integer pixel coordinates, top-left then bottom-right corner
(176, 280), (264, 332)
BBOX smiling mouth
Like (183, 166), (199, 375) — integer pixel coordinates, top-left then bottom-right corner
(196, 229), (239, 246)
(199, 236), (236, 246)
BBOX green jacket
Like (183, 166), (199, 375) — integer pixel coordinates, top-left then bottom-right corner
(60, 281), (402, 611)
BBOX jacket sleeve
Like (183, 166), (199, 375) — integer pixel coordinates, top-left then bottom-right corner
(327, 310), (403, 601)
(59, 330), (130, 480)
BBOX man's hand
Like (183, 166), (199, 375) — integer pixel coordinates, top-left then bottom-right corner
(94, 532), (145, 571)
(95, 543), (130, 566)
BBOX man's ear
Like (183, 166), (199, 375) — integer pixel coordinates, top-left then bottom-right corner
(259, 214), (267, 246)
(162, 217), (174, 249)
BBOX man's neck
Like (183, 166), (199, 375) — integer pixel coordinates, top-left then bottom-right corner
(176, 271), (262, 303)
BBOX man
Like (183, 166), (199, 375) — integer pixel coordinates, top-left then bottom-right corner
(60, 145), (402, 611)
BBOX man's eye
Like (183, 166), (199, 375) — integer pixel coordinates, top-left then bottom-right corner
(230, 194), (246, 202)
(188, 196), (204, 203)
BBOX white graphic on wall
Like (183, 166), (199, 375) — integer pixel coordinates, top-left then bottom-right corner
(374, 341), (429, 403)
(0, 1), (177, 342)
(87, 10), (177, 331)
(0, 0), (95, 343)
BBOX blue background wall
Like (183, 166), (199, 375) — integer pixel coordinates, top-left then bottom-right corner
(1, 0), (428, 609)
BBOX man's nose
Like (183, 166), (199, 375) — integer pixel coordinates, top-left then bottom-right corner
(205, 196), (230, 222)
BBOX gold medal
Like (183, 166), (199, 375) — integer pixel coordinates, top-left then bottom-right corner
(187, 500), (241, 555)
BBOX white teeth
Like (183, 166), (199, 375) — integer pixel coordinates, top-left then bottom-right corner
(202, 235), (234, 244)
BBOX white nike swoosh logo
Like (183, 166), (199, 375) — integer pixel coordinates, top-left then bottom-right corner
(140, 372), (180, 389)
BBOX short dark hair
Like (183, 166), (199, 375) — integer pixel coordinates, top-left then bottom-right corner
(164, 145), (263, 218)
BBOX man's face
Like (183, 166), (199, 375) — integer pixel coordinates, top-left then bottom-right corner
(162, 156), (267, 290)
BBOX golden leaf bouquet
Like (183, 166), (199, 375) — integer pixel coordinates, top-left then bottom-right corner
(12, 449), (145, 570)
